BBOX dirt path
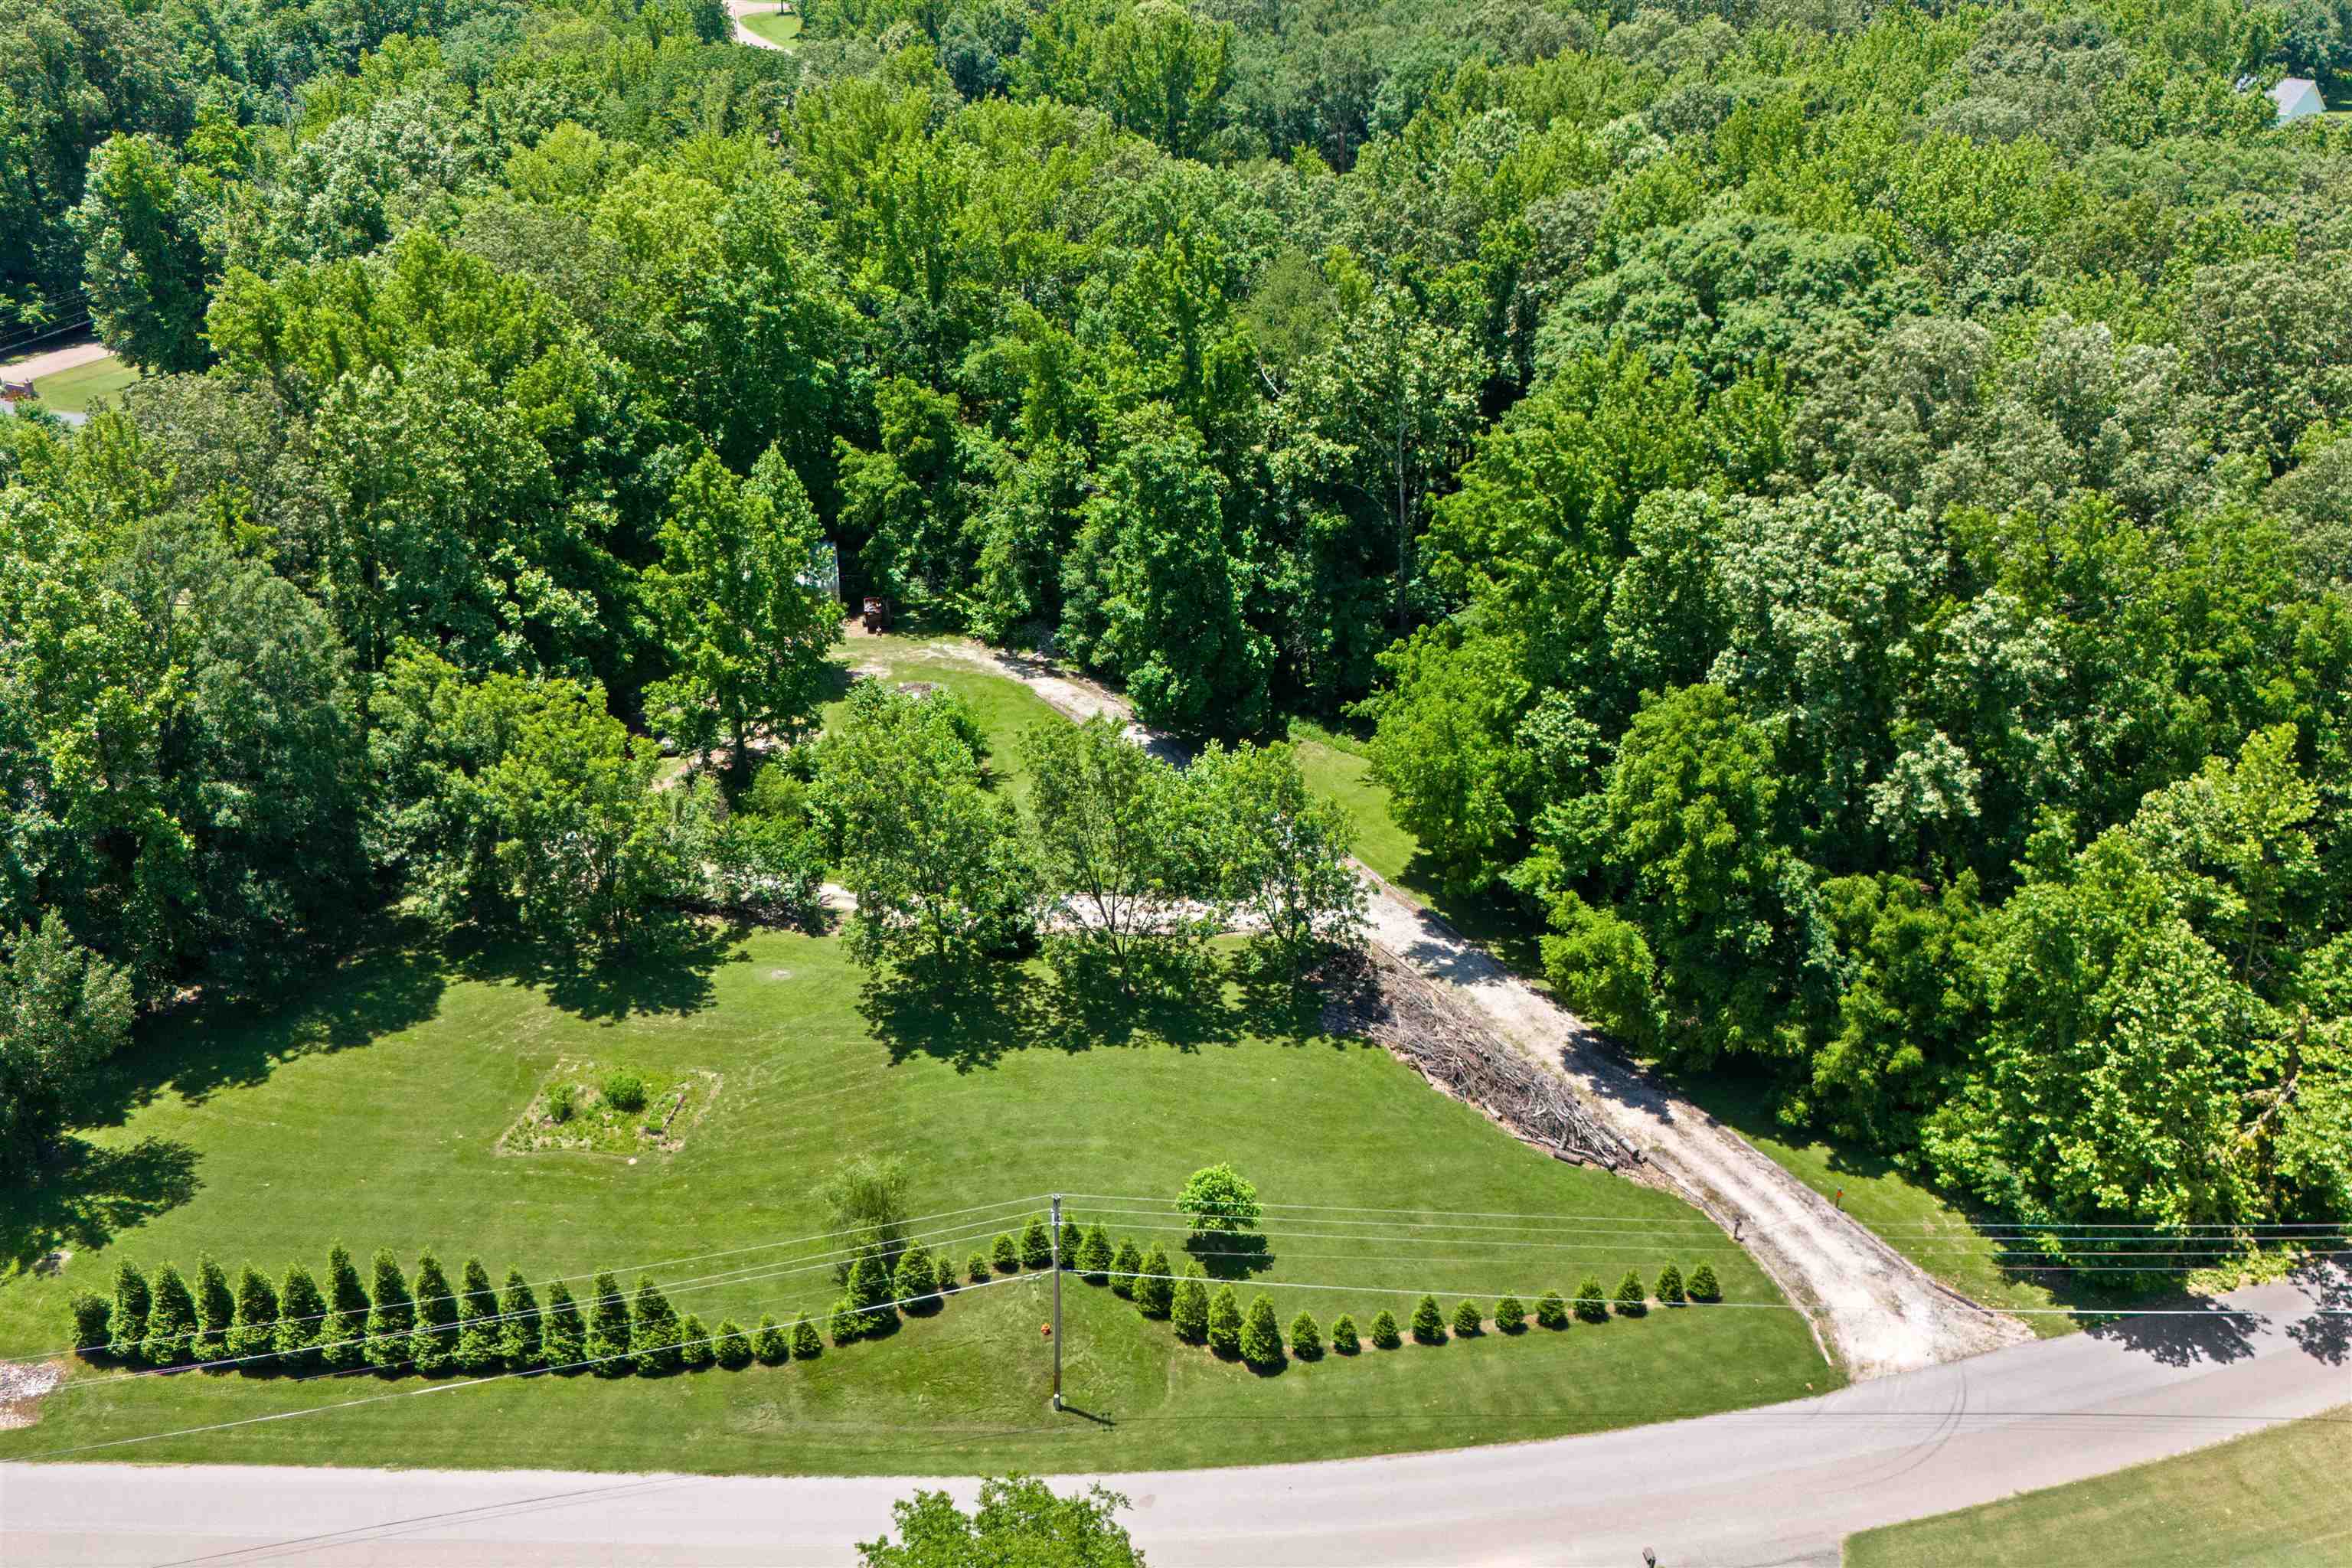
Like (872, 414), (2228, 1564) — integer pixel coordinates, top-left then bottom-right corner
(725, 0), (790, 48)
(0, 339), (109, 383)
(926, 635), (2029, 1378)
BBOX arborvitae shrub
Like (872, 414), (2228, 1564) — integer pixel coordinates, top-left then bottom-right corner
(543, 1281), (586, 1370)
(1688, 1263), (1720, 1302)
(828, 1296), (861, 1346)
(1656, 1264), (1686, 1306)
(499, 1270), (542, 1370)
(365, 1251), (416, 1369)
(968, 1250), (992, 1285)
(1536, 1290), (1568, 1330)
(752, 1314), (786, 1364)
(992, 1233), (1019, 1273)
(410, 1253), (459, 1374)
(1207, 1285), (1243, 1357)
(70, 1292), (109, 1359)
(791, 1315), (823, 1359)
(1614, 1269), (1647, 1317)
(678, 1312), (715, 1370)
(1078, 1224), (1112, 1282)
(1240, 1294), (1284, 1367)
(455, 1259), (501, 1372)
(1451, 1298), (1481, 1338)
(1574, 1276), (1608, 1324)
(321, 1246), (369, 1370)
(1021, 1214), (1053, 1270)
(228, 1266), (279, 1360)
(715, 1318), (753, 1369)
(1104, 1239), (1138, 1298)
(1135, 1244), (1174, 1318)
(584, 1271), (632, 1375)
(1411, 1294), (1446, 1344)
(632, 1278), (683, 1374)
(143, 1264), (197, 1365)
(1368, 1308), (1401, 1349)
(930, 1251), (957, 1298)
(1289, 1312), (1323, 1360)
(1060, 1219), (1082, 1266)
(1330, 1312), (1360, 1354)
(849, 1252), (896, 1333)
(893, 1246), (937, 1311)
(1495, 1295), (1527, 1333)
(1171, 1266), (1210, 1343)
(108, 1262), (149, 1361)
(278, 1263), (327, 1368)
(195, 1254), (235, 1359)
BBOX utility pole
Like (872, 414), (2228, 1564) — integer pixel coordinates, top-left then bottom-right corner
(1049, 1194), (1063, 1410)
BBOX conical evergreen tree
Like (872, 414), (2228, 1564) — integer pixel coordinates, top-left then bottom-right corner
(848, 1251), (896, 1333)
(364, 1251), (416, 1369)
(1289, 1311), (1322, 1359)
(678, 1312), (715, 1370)
(1171, 1264), (1210, 1344)
(584, 1271), (632, 1375)
(542, 1280), (586, 1369)
(1411, 1293), (1446, 1344)
(1077, 1224), (1112, 1282)
(991, 1233), (1018, 1272)
(1495, 1294), (1527, 1333)
(631, 1277), (682, 1374)
(1536, 1289), (1568, 1329)
(1135, 1243), (1174, 1318)
(70, 1292), (110, 1359)
(968, 1250), (992, 1284)
(1451, 1298), (1481, 1338)
(828, 1295), (861, 1345)
(1240, 1293), (1283, 1367)
(455, 1259), (501, 1371)
(1368, 1308), (1400, 1349)
(1614, 1269), (1647, 1318)
(499, 1270), (542, 1370)
(142, 1264), (197, 1365)
(1655, 1264), (1685, 1307)
(1021, 1214), (1053, 1269)
(893, 1245), (936, 1311)
(321, 1246), (370, 1370)
(791, 1315), (823, 1359)
(1574, 1275), (1609, 1324)
(1059, 1218), (1082, 1267)
(1109, 1238), (1142, 1299)
(1688, 1263), (1721, 1302)
(228, 1266), (279, 1360)
(1207, 1285), (1243, 1357)
(715, 1318), (753, 1369)
(194, 1254), (235, 1360)
(277, 1263), (327, 1368)
(410, 1253), (459, 1374)
(1329, 1312), (1360, 1354)
(108, 1262), (150, 1362)
(754, 1313), (789, 1364)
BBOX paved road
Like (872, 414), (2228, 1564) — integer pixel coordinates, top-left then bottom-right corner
(5, 1276), (2341, 1566)
(726, 0), (790, 48)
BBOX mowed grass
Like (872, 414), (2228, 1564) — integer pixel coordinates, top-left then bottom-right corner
(740, 5), (801, 44)
(0, 917), (1829, 1475)
(30, 354), (139, 413)
(1844, 1409), (2352, 1566)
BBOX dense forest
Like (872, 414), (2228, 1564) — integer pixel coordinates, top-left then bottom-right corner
(3, 0), (2349, 1248)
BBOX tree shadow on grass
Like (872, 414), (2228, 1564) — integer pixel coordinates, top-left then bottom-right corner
(0, 1135), (202, 1275)
(452, 916), (745, 1024)
(859, 963), (1052, 1072)
(1183, 1231), (1275, 1282)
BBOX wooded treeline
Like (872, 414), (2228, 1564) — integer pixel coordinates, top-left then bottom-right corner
(3, 0), (2349, 1241)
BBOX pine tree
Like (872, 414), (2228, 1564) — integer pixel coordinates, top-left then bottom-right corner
(1289, 1311), (1323, 1360)
(992, 1233), (1018, 1273)
(1135, 1243), (1174, 1318)
(1368, 1308), (1401, 1349)
(1109, 1238), (1142, 1299)
(828, 1296), (861, 1346)
(69, 1292), (109, 1359)
(142, 1264), (197, 1365)
(1207, 1285), (1243, 1357)
(929, 1251), (956, 1300)
(968, 1250), (992, 1284)
(584, 1271), (632, 1375)
(1536, 1289), (1568, 1330)
(753, 1314), (788, 1364)
(1059, 1218), (1083, 1267)
(1495, 1295), (1527, 1333)
(1240, 1294), (1284, 1367)
(1411, 1294), (1446, 1344)
(893, 1246), (937, 1312)
(499, 1270), (542, 1370)
(108, 1262), (150, 1362)
(452, 1259), (500, 1372)
(679, 1312), (715, 1370)
(1451, 1298), (1481, 1338)
(632, 1277), (683, 1374)
(1574, 1275), (1609, 1324)
(543, 1281), (587, 1369)
(1656, 1264), (1686, 1307)
(1077, 1224), (1112, 1282)
(228, 1266), (279, 1360)
(365, 1251), (416, 1369)
(1021, 1214), (1053, 1269)
(194, 1254), (235, 1360)
(322, 1246), (370, 1370)
(849, 1251), (897, 1334)
(1614, 1269), (1647, 1317)
(716, 1318), (753, 1369)
(1688, 1263), (1720, 1302)
(1330, 1312), (1360, 1354)
(277, 1263), (327, 1368)
(410, 1253), (459, 1374)
(791, 1315), (824, 1358)
(1171, 1265), (1210, 1343)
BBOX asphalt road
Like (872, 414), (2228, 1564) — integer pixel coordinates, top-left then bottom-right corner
(5, 1276), (2343, 1567)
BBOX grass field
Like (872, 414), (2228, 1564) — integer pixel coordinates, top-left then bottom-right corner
(740, 5), (801, 45)
(28, 354), (139, 413)
(1844, 1409), (2352, 1566)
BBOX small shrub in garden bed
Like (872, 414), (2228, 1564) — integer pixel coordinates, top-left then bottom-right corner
(1411, 1294), (1446, 1344)
(1329, 1312), (1360, 1354)
(1495, 1295), (1526, 1334)
(1451, 1298), (1481, 1338)
(1614, 1269), (1647, 1317)
(1537, 1289), (1568, 1329)
(1688, 1263), (1721, 1302)
(1574, 1276), (1608, 1324)
(1656, 1264), (1685, 1306)
(602, 1070), (648, 1112)
(1368, 1308), (1401, 1349)
(546, 1082), (576, 1123)
(716, 1318), (753, 1369)
(1289, 1311), (1322, 1360)
(754, 1315), (789, 1364)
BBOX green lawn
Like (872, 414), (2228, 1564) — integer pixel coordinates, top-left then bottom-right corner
(824, 632), (1067, 807)
(0, 914), (1827, 1474)
(740, 5), (801, 45)
(28, 354), (139, 413)
(1844, 1409), (2352, 1566)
